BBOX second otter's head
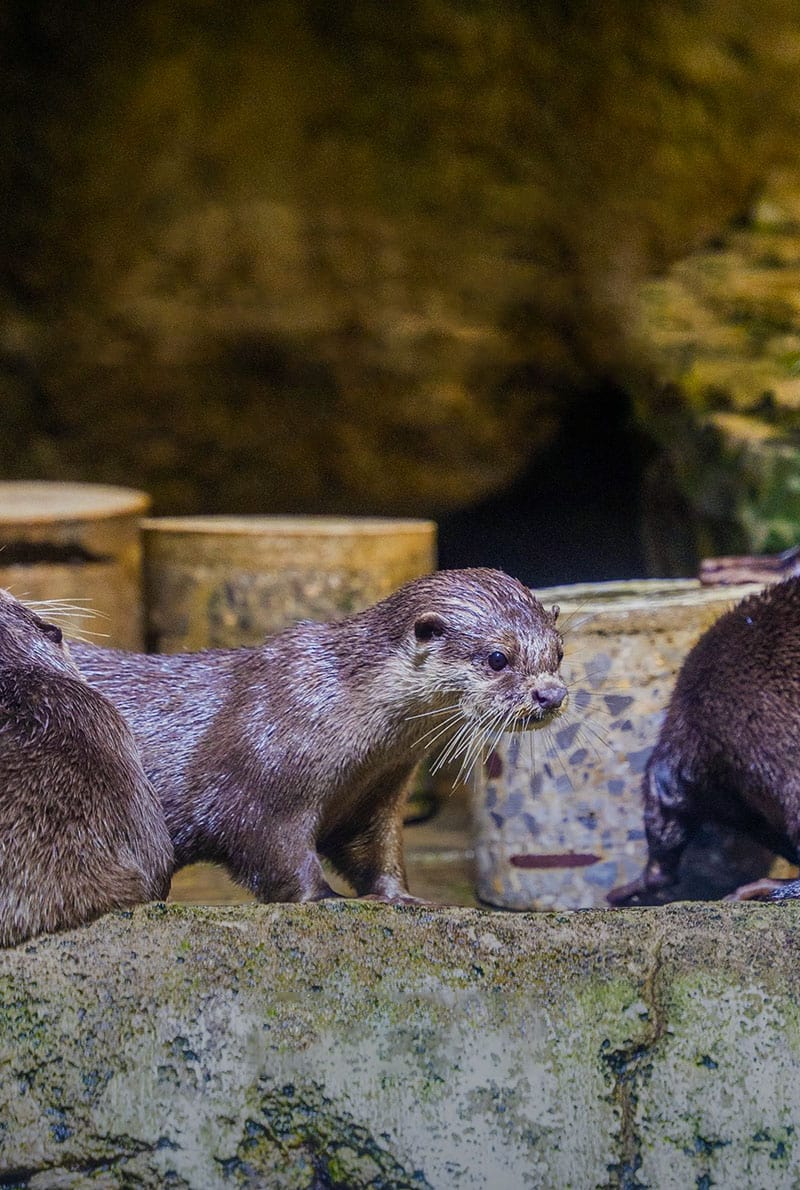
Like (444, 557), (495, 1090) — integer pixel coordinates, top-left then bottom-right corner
(386, 568), (566, 737)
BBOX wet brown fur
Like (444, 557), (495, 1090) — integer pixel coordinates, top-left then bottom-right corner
(0, 591), (173, 946)
(609, 577), (800, 905)
(71, 568), (566, 904)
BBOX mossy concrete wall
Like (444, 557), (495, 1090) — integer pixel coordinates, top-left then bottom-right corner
(1, 902), (799, 1188)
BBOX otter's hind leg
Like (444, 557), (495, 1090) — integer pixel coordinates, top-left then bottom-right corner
(608, 753), (698, 906)
(230, 820), (342, 904)
(728, 796), (800, 901)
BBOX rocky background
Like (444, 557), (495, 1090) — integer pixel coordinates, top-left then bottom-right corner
(2, 2), (800, 576)
(636, 175), (800, 571)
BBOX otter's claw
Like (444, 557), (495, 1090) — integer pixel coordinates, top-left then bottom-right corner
(725, 877), (787, 902)
(769, 878), (800, 902)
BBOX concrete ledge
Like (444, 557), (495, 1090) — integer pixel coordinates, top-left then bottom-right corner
(1, 901), (799, 1188)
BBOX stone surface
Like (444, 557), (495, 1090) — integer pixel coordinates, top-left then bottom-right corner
(2, 901), (800, 1187)
(634, 178), (800, 565)
(2, 3), (800, 516)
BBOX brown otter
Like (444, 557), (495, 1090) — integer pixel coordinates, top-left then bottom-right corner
(609, 576), (800, 906)
(70, 568), (567, 904)
(0, 590), (173, 947)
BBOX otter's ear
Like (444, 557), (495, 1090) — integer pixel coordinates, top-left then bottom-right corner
(414, 613), (446, 643)
(42, 622), (63, 645)
(551, 604), (560, 622)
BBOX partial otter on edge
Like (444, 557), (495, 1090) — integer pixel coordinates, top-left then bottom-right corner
(609, 577), (800, 906)
(71, 568), (567, 904)
(0, 590), (173, 946)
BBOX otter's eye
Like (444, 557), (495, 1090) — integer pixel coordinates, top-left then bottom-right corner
(42, 623), (63, 645)
(488, 650), (509, 672)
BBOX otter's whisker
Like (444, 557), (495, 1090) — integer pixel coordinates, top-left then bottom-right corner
(457, 717), (503, 786)
(431, 717), (478, 773)
(569, 722), (610, 765)
(65, 628), (112, 643)
(434, 706), (495, 777)
(465, 721), (503, 783)
(414, 710), (467, 752)
(452, 708), (508, 786)
(438, 706), (495, 767)
(404, 702), (463, 722)
(474, 706), (514, 764)
(541, 721), (577, 793)
(431, 710), (481, 761)
(459, 705), (500, 761)
(556, 602), (596, 635)
(486, 706), (519, 755)
(413, 709), (464, 741)
(27, 598), (99, 610)
(27, 599), (108, 620)
(568, 715), (611, 753)
(451, 733), (482, 786)
(409, 709), (466, 749)
(23, 599), (112, 642)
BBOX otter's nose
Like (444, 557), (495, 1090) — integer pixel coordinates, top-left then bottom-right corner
(532, 680), (567, 711)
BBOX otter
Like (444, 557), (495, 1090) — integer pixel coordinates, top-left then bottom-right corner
(70, 568), (567, 904)
(609, 576), (800, 906)
(0, 590), (173, 947)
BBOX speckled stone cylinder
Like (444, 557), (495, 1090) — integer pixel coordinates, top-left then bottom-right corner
(142, 515), (437, 651)
(472, 578), (776, 910)
(0, 481), (151, 649)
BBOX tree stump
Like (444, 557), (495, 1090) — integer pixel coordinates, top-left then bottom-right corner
(0, 481), (150, 649)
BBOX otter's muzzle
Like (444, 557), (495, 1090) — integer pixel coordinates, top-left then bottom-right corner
(530, 677), (567, 713)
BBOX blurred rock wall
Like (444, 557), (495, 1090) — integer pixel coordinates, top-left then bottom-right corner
(2, 2), (800, 516)
(634, 174), (800, 568)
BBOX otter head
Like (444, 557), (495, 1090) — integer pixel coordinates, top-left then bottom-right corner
(0, 589), (78, 675)
(393, 569), (567, 773)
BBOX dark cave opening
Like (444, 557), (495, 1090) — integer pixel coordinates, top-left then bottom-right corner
(437, 383), (658, 589)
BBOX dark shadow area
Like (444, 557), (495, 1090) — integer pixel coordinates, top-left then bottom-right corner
(0, 541), (109, 566)
(438, 384), (655, 588)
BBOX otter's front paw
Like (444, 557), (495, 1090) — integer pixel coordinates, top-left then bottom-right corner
(607, 865), (675, 907)
(607, 880), (655, 907)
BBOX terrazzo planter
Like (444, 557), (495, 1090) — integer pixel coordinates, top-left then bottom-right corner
(472, 578), (778, 910)
(0, 481), (150, 648)
(142, 515), (437, 651)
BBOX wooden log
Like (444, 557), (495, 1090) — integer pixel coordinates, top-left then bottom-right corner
(142, 515), (437, 652)
(699, 544), (800, 585)
(0, 481), (150, 648)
